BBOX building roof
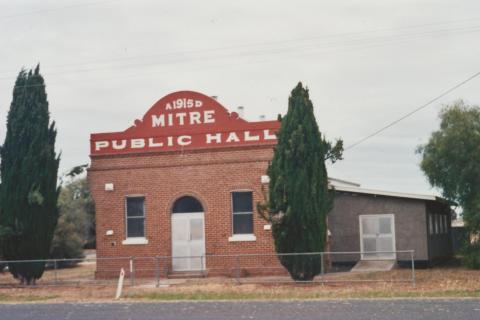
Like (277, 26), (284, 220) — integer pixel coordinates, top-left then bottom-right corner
(328, 177), (360, 188)
(332, 185), (443, 202)
(328, 177), (454, 204)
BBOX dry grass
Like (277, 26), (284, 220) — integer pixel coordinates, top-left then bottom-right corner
(0, 262), (97, 285)
(0, 264), (479, 302)
(127, 268), (480, 301)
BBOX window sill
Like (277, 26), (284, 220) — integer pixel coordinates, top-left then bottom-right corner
(228, 234), (256, 242)
(122, 237), (149, 245)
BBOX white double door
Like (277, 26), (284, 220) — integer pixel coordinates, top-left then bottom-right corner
(359, 214), (396, 260)
(171, 212), (205, 271)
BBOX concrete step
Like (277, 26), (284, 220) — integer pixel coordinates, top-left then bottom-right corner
(351, 260), (396, 272)
(167, 271), (206, 279)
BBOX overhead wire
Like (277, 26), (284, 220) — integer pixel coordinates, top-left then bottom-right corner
(0, 0), (120, 20)
(1, 11), (479, 145)
(1, 4), (480, 165)
(2, 23), (480, 87)
(345, 71), (480, 151)
(1, 17), (480, 79)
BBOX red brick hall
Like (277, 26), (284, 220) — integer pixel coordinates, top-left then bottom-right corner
(89, 91), (282, 278)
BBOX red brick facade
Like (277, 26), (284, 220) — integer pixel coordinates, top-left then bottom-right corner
(89, 91), (284, 278)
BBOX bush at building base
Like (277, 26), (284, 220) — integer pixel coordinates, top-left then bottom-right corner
(50, 177), (94, 268)
(462, 241), (480, 270)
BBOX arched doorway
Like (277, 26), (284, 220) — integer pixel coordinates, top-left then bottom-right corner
(171, 196), (205, 271)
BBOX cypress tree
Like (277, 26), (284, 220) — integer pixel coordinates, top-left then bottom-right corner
(0, 65), (60, 284)
(267, 82), (342, 281)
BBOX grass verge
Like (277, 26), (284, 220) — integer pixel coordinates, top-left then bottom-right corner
(128, 289), (480, 301)
(0, 293), (58, 302)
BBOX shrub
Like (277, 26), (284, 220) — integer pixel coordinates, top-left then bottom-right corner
(49, 178), (92, 266)
(462, 241), (480, 269)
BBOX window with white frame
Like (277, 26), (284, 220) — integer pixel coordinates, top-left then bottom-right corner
(231, 191), (254, 235)
(126, 196), (145, 238)
(438, 214), (442, 233)
(444, 215), (448, 233)
(434, 214), (439, 234)
(429, 214), (434, 235)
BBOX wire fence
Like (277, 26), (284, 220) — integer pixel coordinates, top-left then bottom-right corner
(0, 250), (416, 288)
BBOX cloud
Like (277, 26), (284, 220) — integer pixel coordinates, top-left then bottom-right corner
(1, 0), (480, 194)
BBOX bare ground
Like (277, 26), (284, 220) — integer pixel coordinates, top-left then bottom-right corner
(0, 262), (479, 302)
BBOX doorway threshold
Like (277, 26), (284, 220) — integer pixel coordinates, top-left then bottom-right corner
(351, 260), (396, 272)
(167, 271), (206, 279)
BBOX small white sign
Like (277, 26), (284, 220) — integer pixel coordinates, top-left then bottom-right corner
(106, 230), (114, 236)
(115, 268), (125, 299)
(105, 183), (114, 191)
(263, 224), (272, 230)
(261, 175), (270, 184)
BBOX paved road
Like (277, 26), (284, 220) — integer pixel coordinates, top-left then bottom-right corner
(1, 299), (479, 320)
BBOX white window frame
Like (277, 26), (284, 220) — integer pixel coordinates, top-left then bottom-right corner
(358, 214), (396, 260)
(229, 190), (256, 242)
(122, 195), (148, 245)
(428, 213), (435, 235)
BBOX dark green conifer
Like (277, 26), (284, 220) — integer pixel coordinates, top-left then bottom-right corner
(0, 65), (60, 284)
(267, 82), (342, 281)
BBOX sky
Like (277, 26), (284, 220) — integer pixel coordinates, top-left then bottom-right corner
(1, 0), (479, 195)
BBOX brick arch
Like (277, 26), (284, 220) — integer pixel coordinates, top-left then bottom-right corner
(166, 191), (208, 215)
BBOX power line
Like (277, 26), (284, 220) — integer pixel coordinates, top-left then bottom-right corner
(2, 23), (480, 85)
(1, 18), (480, 79)
(0, 0), (119, 20)
(5, 33), (480, 91)
(345, 71), (480, 151)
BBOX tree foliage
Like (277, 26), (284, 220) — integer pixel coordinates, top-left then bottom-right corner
(0, 66), (60, 284)
(417, 101), (480, 232)
(50, 177), (95, 265)
(264, 82), (343, 281)
(417, 100), (480, 268)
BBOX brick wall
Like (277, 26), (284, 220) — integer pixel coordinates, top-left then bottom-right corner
(89, 145), (286, 277)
